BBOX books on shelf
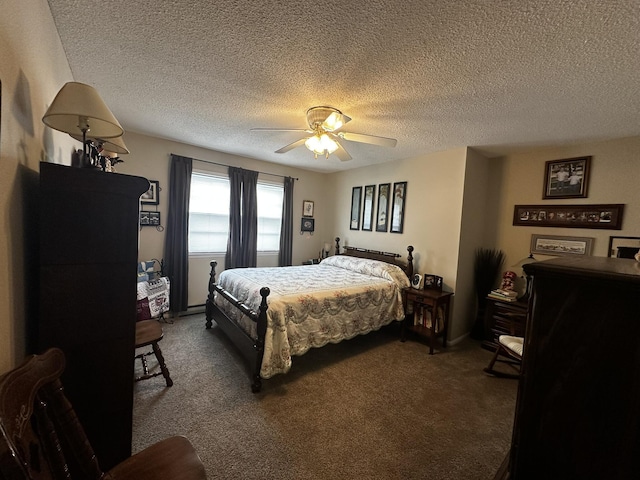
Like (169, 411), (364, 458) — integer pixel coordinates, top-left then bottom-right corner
(488, 289), (519, 302)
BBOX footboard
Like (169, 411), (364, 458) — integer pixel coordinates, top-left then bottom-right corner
(205, 261), (269, 392)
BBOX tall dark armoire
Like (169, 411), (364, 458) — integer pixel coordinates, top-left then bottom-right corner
(38, 162), (149, 471)
(508, 256), (640, 479)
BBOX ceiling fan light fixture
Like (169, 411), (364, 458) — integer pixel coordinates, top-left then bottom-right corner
(305, 134), (338, 157)
(322, 112), (344, 131)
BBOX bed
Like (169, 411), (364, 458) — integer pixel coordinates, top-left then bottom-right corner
(205, 239), (414, 392)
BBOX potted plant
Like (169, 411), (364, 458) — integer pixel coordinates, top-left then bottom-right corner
(471, 248), (505, 340)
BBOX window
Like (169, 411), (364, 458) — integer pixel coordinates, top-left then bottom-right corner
(188, 172), (283, 254)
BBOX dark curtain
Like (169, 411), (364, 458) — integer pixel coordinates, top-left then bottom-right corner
(278, 176), (294, 266)
(225, 166), (258, 268)
(164, 154), (192, 313)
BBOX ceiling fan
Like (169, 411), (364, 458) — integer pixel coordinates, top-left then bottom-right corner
(251, 106), (397, 161)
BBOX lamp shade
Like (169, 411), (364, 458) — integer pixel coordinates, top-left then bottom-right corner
(70, 133), (130, 155)
(42, 82), (123, 138)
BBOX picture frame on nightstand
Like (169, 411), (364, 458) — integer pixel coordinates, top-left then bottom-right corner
(424, 274), (443, 291)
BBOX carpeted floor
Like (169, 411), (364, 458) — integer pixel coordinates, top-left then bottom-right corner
(132, 314), (517, 479)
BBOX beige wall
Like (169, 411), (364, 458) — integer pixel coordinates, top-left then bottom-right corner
(492, 136), (640, 269)
(116, 131), (331, 306)
(327, 148), (476, 340)
(3, 1), (640, 374)
(454, 148), (499, 339)
(0, 0), (76, 372)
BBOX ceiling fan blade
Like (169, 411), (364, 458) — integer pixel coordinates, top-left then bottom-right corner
(275, 138), (307, 154)
(333, 141), (352, 162)
(339, 131), (397, 148)
(251, 128), (311, 133)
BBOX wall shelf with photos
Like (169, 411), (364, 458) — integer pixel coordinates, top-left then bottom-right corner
(513, 204), (624, 230)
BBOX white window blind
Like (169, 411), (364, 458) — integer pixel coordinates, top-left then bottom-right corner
(188, 172), (283, 254)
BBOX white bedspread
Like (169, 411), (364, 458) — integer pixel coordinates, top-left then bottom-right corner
(214, 256), (409, 379)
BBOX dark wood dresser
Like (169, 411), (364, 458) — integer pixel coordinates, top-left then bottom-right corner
(508, 256), (640, 479)
(37, 162), (148, 470)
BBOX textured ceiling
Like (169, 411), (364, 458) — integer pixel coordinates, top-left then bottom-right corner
(47, 0), (640, 173)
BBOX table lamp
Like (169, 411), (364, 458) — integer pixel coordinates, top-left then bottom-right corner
(42, 82), (123, 167)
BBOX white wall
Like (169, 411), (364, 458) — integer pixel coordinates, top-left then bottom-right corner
(116, 131), (331, 306)
(0, 0), (76, 372)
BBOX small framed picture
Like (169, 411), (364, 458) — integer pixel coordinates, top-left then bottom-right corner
(303, 200), (314, 217)
(543, 156), (591, 199)
(301, 217), (315, 232)
(390, 181), (407, 234)
(350, 186), (362, 230)
(376, 183), (391, 232)
(140, 211), (161, 226)
(424, 274), (443, 291)
(361, 185), (375, 231)
(141, 180), (160, 205)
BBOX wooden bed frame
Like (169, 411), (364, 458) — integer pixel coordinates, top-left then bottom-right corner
(205, 238), (414, 392)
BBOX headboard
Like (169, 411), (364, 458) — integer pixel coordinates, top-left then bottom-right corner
(334, 237), (414, 279)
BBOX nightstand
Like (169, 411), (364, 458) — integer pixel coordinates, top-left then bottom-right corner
(401, 287), (453, 354)
(482, 297), (527, 352)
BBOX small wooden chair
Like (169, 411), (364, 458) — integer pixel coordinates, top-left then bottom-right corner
(483, 334), (524, 379)
(135, 320), (173, 387)
(0, 348), (206, 479)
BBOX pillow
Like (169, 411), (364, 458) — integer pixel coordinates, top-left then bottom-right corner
(321, 255), (410, 288)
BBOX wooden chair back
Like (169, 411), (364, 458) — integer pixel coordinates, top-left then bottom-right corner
(0, 348), (104, 480)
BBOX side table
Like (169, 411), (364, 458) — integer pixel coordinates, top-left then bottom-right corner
(401, 288), (453, 354)
(482, 297), (527, 352)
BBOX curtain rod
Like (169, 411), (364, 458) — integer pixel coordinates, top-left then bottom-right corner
(173, 154), (298, 181)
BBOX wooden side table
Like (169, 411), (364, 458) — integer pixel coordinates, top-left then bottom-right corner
(482, 297), (527, 352)
(401, 287), (453, 354)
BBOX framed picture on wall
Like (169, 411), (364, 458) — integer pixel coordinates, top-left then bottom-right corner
(350, 186), (362, 230)
(141, 180), (160, 205)
(361, 185), (375, 231)
(301, 217), (315, 232)
(376, 183), (391, 232)
(390, 181), (407, 234)
(530, 234), (594, 256)
(303, 200), (314, 217)
(608, 236), (640, 258)
(513, 204), (624, 229)
(140, 211), (161, 226)
(543, 156), (591, 199)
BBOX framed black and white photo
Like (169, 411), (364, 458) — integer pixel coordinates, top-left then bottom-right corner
(141, 180), (160, 205)
(530, 234), (594, 256)
(424, 274), (443, 291)
(301, 217), (315, 232)
(140, 210), (161, 226)
(543, 156), (591, 199)
(513, 204), (624, 230)
(376, 183), (391, 232)
(350, 186), (362, 230)
(303, 200), (314, 217)
(390, 181), (407, 234)
(361, 185), (375, 231)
